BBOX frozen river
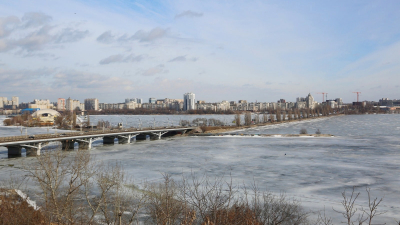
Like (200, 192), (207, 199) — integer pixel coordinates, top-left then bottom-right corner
(0, 114), (399, 223)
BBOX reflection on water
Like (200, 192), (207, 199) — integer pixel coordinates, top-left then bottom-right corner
(0, 114), (399, 222)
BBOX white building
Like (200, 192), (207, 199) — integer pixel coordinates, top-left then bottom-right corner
(29, 99), (54, 110)
(66, 98), (82, 111)
(183, 93), (195, 111)
(57, 98), (66, 111)
(11, 96), (19, 106)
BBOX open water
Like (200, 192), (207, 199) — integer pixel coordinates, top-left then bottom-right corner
(0, 114), (399, 223)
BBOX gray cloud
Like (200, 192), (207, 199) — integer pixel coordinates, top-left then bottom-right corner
(175, 10), (203, 19)
(96, 27), (169, 44)
(21, 12), (52, 28)
(13, 25), (54, 51)
(168, 55), (198, 62)
(132, 27), (168, 42)
(54, 28), (89, 43)
(168, 55), (186, 62)
(141, 64), (168, 76)
(97, 31), (114, 44)
(0, 12), (90, 53)
(99, 54), (144, 65)
(0, 16), (20, 38)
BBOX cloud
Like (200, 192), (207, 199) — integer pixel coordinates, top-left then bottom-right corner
(0, 12), (90, 53)
(0, 16), (20, 38)
(54, 28), (89, 43)
(175, 10), (203, 19)
(168, 55), (198, 62)
(131, 27), (168, 42)
(96, 31), (114, 44)
(141, 64), (168, 76)
(13, 25), (54, 51)
(99, 54), (144, 65)
(168, 55), (186, 62)
(21, 12), (52, 28)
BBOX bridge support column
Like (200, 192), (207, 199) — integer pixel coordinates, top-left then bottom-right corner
(150, 131), (168, 140)
(61, 140), (75, 151)
(118, 135), (136, 144)
(77, 138), (93, 150)
(7, 146), (22, 157)
(23, 143), (42, 156)
(103, 136), (115, 145)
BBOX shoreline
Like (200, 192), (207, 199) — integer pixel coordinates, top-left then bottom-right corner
(198, 114), (344, 134)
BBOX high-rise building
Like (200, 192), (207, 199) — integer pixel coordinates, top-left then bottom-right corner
(183, 93), (195, 111)
(66, 98), (81, 111)
(57, 98), (66, 111)
(149, 98), (156, 104)
(11, 96), (19, 106)
(335, 98), (343, 106)
(0, 97), (5, 109)
(306, 93), (315, 109)
(84, 98), (99, 110)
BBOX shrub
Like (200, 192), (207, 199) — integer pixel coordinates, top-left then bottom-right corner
(300, 128), (308, 134)
(315, 129), (321, 134)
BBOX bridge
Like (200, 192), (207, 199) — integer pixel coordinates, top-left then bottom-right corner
(0, 127), (195, 157)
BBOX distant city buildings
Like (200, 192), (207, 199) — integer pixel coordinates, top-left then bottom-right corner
(5, 93), (400, 115)
(0, 96), (19, 109)
(149, 98), (156, 104)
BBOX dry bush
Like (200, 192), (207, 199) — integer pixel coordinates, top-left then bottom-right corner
(300, 128), (308, 134)
(202, 203), (261, 225)
(2, 119), (11, 126)
(200, 126), (222, 132)
(0, 189), (47, 225)
(22, 149), (146, 225)
(145, 174), (190, 225)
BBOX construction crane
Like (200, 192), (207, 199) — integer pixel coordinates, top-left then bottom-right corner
(353, 92), (361, 102)
(317, 92), (328, 102)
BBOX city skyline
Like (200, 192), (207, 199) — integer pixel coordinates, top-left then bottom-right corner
(1, 1), (400, 103)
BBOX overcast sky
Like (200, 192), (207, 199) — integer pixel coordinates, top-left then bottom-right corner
(1, 0), (399, 103)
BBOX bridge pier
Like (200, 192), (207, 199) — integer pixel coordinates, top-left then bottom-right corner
(7, 146), (22, 157)
(150, 131), (168, 140)
(22, 143), (42, 156)
(118, 134), (136, 144)
(61, 140), (75, 151)
(103, 136), (115, 145)
(76, 138), (93, 150)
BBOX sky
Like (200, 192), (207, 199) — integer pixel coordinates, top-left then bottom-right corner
(0, 0), (399, 104)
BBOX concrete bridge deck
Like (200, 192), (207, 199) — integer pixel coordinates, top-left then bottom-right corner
(0, 126), (194, 157)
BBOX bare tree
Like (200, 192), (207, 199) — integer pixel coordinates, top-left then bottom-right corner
(333, 187), (360, 225)
(361, 188), (386, 225)
(234, 113), (241, 126)
(244, 112), (252, 126)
